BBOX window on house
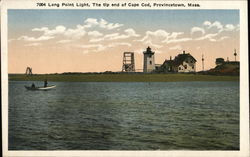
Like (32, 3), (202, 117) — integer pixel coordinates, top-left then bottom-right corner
(149, 61), (152, 65)
(179, 67), (181, 70)
(184, 65), (187, 69)
(192, 66), (194, 69)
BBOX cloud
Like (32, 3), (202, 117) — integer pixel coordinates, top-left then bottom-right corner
(165, 37), (192, 44)
(19, 18), (123, 42)
(138, 30), (188, 45)
(211, 21), (223, 30)
(236, 24), (240, 31)
(218, 36), (229, 41)
(224, 24), (235, 31)
(89, 38), (104, 43)
(124, 28), (140, 37)
(30, 25), (86, 40)
(105, 33), (124, 40)
(8, 39), (16, 42)
(32, 25), (66, 36)
(203, 21), (211, 27)
(17, 18), (239, 54)
(168, 32), (184, 40)
(195, 33), (218, 41)
(138, 30), (171, 48)
(99, 19), (124, 30)
(25, 43), (42, 47)
(32, 27), (49, 32)
(203, 20), (239, 33)
(84, 18), (123, 30)
(64, 25), (86, 39)
(162, 32), (191, 44)
(90, 28), (140, 42)
(191, 27), (205, 35)
(107, 29), (140, 40)
(88, 31), (103, 38)
(18, 35), (54, 42)
(138, 29), (169, 42)
(203, 21), (223, 32)
(161, 32), (190, 44)
(191, 20), (239, 42)
(57, 40), (72, 44)
(84, 18), (99, 28)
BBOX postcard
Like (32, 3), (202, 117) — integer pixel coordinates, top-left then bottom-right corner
(1, 0), (249, 156)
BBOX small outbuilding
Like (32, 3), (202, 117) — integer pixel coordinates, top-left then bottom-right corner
(215, 58), (225, 66)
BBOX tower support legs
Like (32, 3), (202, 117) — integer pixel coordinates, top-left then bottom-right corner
(122, 52), (135, 72)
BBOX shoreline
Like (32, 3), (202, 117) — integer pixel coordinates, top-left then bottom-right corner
(8, 73), (239, 82)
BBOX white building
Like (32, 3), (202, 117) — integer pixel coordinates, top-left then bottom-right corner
(143, 47), (155, 73)
(159, 51), (197, 73)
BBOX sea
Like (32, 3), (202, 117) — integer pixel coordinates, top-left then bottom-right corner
(8, 81), (239, 150)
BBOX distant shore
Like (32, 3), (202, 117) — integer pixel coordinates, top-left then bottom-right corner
(8, 73), (239, 82)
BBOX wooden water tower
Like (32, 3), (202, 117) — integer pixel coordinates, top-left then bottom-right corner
(122, 52), (135, 72)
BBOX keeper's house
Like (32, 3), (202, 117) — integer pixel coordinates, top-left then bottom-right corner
(156, 51), (197, 73)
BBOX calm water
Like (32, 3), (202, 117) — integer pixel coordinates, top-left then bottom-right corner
(9, 81), (239, 150)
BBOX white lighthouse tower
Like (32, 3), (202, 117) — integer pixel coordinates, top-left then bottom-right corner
(143, 46), (155, 73)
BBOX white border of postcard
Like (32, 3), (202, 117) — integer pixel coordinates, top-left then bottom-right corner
(1, 0), (249, 157)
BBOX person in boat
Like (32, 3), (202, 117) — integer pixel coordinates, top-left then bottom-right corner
(44, 79), (48, 87)
(31, 83), (35, 88)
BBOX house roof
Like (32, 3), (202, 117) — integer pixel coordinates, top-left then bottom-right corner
(173, 53), (197, 65)
(162, 52), (196, 67)
(163, 60), (174, 65)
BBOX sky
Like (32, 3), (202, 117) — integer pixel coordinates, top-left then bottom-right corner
(8, 9), (240, 74)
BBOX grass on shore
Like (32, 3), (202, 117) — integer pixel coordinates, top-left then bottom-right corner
(8, 73), (239, 82)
